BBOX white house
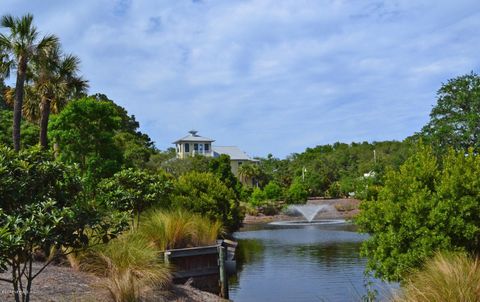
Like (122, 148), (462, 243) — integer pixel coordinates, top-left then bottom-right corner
(173, 130), (215, 158)
(173, 130), (257, 178)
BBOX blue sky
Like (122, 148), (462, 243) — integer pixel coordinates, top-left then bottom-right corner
(2, 1), (480, 158)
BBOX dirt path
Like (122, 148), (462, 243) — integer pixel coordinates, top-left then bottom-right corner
(0, 262), (228, 302)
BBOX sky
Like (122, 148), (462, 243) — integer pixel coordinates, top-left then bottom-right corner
(2, 1), (480, 158)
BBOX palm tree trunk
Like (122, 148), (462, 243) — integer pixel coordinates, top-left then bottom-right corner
(13, 55), (27, 152)
(39, 97), (51, 149)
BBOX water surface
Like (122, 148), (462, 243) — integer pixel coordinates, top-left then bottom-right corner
(229, 222), (393, 302)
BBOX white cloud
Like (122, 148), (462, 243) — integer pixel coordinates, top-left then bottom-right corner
(2, 0), (480, 157)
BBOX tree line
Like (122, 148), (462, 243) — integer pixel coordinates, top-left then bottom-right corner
(2, 12), (480, 295)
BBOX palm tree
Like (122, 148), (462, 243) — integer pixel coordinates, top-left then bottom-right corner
(238, 163), (261, 187)
(29, 45), (88, 148)
(0, 14), (58, 151)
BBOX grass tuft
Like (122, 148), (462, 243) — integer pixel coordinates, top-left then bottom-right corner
(80, 231), (171, 302)
(393, 252), (480, 302)
(138, 208), (223, 251)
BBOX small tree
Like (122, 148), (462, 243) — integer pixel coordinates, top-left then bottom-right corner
(250, 187), (267, 206)
(263, 181), (283, 200)
(173, 172), (243, 231)
(0, 147), (127, 302)
(49, 97), (124, 189)
(356, 144), (480, 281)
(97, 168), (175, 228)
(285, 178), (308, 204)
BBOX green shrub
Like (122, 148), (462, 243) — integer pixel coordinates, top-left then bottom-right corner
(0, 147), (127, 302)
(357, 145), (480, 281)
(393, 252), (480, 302)
(172, 171), (243, 231)
(285, 179), (308, 204)
(325, 181), (341, 198)
(259, 200), (282, 216)
(250, 187), (266, 206)
(97, 168), (174, 227)
(263, 181), (283, 200)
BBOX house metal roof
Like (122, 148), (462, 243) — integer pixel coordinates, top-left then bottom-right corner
(173, 130), (215, 144)
(213, 146), (253, 161)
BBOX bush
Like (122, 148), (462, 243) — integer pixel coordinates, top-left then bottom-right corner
(393, 252), (480, 302)
(325, 181), (342, 198)
(97, 168), (174, 227)
(357, 145), (480, 281)
(172, 172), (243, 231)
(250, 187), (266, 206)
(285, 178), (308, 204)
(263, 181), (283, 200)
(0, 147), (127, 302)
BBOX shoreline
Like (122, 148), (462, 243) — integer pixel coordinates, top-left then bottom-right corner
(243, 198), (360, 225)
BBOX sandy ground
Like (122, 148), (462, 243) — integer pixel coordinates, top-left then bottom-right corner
(0, 262), (228, 302)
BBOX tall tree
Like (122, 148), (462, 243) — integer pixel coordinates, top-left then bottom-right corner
(49, 97), (123, 188)
(0, 14), (58, 151)
(420, 72), (480, 153)
(29, 45), (88, 148)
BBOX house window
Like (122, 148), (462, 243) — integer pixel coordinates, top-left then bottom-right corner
(194, 143), (199, 151)
(199, 143), (204, 153)
(185, 143), (190, 152)
(238, 161), (243, 166)
(205, 144), (209, 151)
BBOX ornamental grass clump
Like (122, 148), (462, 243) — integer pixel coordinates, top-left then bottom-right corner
(393, 252), (480, 302)
(138, 208), (223, 251)
(80, 231), (171, 302)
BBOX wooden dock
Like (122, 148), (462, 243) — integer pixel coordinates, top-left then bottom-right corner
(164, 240), (237, 299)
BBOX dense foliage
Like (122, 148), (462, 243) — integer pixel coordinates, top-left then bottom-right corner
(172, 172), (243, 231)
(420, 72), (480, 153)
(49, 97), (123, 184)
(357, 144), (480, 281)
(97, 168), (174, 227)
(0, 147), (127, 302)
(0, 109), (39, 148)
(253, 141), (409, 200)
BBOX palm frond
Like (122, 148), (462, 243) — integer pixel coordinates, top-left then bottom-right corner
(0, 15), (15, 30)
(17, 14), (36, 41)
(36, 34), (59, 54)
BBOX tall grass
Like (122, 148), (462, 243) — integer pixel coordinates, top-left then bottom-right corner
(393, 252), (480, 302)
(80, 232), (171, 302)
(73, 209), (222, 302)
(138, 208), (224, 251)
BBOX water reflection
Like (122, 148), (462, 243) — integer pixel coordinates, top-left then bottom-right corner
(229, 222), (393, 302)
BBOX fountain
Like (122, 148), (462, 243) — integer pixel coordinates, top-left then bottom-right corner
(291, 204), (331, 222)
(269, 204), (346, 226)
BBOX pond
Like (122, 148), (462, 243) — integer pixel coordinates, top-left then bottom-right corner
(229, 221), (395, 302)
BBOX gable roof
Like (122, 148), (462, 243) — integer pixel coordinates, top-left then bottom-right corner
(213, 146), (253, 161)
(173, 130), (215, 144)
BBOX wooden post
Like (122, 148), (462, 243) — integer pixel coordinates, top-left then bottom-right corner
(218, 244), (229, 299)
(164, 251), (170, 264)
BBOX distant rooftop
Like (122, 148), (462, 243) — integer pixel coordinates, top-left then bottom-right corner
(173, 130), (215, 144)
(213, 146), (253, 161)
